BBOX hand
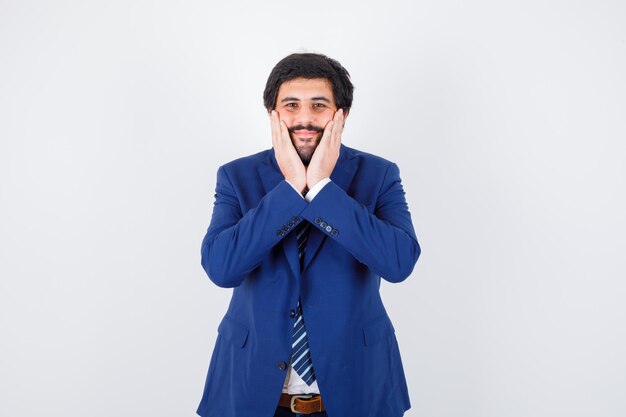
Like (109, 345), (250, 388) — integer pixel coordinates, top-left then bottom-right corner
(306, 108), (344, 189)
(270, 110), (307, 193)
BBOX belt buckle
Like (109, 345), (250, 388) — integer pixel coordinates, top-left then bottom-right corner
(290, 394), (313, 413)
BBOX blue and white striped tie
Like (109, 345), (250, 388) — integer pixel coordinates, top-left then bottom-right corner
(292, 222), (316, 385)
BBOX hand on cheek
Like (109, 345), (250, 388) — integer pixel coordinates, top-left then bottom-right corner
(270, 110), (307, 194)
(306, 108), (344, 189)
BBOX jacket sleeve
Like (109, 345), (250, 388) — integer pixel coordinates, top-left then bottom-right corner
(200, 165), (308, 288)
(299, 162), (420, 283)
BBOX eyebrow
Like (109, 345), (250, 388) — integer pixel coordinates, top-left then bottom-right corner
(280, 96), (332, 103)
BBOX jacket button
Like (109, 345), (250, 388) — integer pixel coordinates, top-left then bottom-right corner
(289, 310), (296, 318)
(315, 218), (322, 224)
(325, 225), (332, 232)
(320, 221), (327, 228)
(278, 361), (287, 371)
(331, 229), (339, 237)
(277, 230), (285, 236)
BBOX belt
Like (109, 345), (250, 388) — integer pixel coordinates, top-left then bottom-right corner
(278, 393), (325, 414)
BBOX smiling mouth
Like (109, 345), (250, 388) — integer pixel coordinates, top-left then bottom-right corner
(288, 124), (324, 138)
(292, 131), (321, 145)
(293, 130), (319, 137)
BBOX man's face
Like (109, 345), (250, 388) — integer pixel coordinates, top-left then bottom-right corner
(274, 77), (340, 165)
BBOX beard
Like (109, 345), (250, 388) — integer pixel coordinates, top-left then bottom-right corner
(288, 124), (325, 166)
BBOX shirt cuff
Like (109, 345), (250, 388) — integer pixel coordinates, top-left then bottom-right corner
(304, 178), (331, 202)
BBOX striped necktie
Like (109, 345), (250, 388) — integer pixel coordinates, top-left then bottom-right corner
(292, 222), (316, 385)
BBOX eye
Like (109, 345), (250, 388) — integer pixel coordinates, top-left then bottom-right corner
(313, 103), (326, 108)
(285, 103), (298, 109)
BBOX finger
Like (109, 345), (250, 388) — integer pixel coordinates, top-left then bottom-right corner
(332, 126), (342, 147)
(280, 121), (292, 146)
(270, 110), (281, 148)
(336, 109), (345, 129)
(335, 112), (344, 135)
(331, 108), (342, 128)
(330, 122), (343, 149)
(320, 120), (334, 146)
(331, 109), (343, 145)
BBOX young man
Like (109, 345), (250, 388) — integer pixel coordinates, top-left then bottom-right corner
(197, 53), (421, 417)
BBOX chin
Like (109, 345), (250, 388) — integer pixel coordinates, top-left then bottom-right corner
(298, 151), (314, 166)
(293, 144), (317, 164)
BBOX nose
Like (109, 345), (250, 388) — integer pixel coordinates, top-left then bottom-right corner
(294, 106), (316, 127)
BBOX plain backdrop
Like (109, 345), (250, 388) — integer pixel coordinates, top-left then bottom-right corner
(1, 1), (625, 416)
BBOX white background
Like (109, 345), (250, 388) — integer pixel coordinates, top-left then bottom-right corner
(1, 1), (625, 416)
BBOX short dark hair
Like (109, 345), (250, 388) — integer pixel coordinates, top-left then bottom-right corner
(263, 53), (354, 113)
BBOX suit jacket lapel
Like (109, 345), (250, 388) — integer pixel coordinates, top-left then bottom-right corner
(257, 145), (358, 276)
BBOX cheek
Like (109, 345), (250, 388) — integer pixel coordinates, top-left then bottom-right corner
(320, 112), (335, 127)
(277, 112), (295, 125)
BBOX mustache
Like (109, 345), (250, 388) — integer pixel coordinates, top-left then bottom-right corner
(287, 124), (324, 134)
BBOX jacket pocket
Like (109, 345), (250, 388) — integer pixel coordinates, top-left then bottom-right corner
(362, 314), (395, 346)
(218, 315), (249, 348)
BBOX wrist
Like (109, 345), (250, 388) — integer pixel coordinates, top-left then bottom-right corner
(307, 176), (325, 189)
(288, 178), (307, 194)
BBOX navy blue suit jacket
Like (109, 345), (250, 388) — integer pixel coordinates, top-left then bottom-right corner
(197, 144), (420, 417)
